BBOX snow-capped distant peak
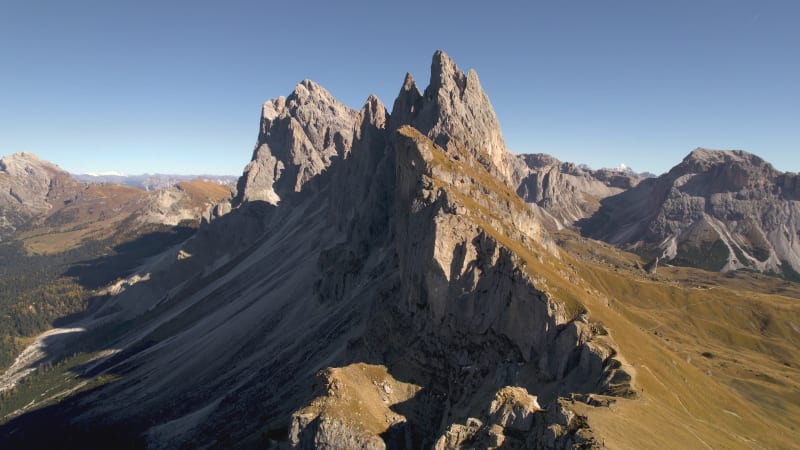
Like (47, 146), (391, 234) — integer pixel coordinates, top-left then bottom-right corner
(85, 171), (126, 177)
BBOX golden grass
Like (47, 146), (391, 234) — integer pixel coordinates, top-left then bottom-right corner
(399, 126), (588, 318)
(398, 126), (800, 447)
(297, 363), (420, 435)
(176, 180), (233, 207)
(18, 180), (231, 255)
(555, 229), (800, 449)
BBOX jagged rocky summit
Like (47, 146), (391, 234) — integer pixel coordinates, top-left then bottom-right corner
(7, 50), (798, 450)
(513, 154), (645, 229)
(581, 148), (800, 274)
(234, 79), (359, 205)
(0, 151), (233, 244)
(0, 51), (638, 449)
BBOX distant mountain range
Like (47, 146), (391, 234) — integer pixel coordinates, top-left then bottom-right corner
(73, 173), (238, 191)
(0, 152), (234, 248)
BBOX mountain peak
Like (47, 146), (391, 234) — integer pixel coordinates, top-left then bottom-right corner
(678, 148), (774, 179)
(0, 152), (81, 232)
(286, 79), (339, 106)
(401, 72), (419, 92)
(683, 148), (767, 167)
(428, 50), (467, 94)
(358, 94), (388, 131)
(235, 80), (359, 205)
(0, 151), (65, 176)
(391, 51), (509, 181)
(363, 93), (385, 115)
(1, 151), (42, 165)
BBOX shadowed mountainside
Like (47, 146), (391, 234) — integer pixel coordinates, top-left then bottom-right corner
(0, 52), (798, 450)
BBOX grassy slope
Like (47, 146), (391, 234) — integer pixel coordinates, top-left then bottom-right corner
(4, 130), (795, 446)
(20, 181), (231, 255)
(175, 180), (233, 207)
(19, 184), (148, 255)
(556, 231), (800, 449)
(400, 126), (587, 318)
(402, 128), (799, 448)
(296, 364), (421, 436)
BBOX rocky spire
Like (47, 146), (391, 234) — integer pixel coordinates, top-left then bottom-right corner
(234, 80), (358, 206)
(389, 50), (510, 181)
(388, 73), (422, 131)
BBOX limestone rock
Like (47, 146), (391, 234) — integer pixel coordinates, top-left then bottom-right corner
(513, 153), (645, 229)
(289, 364), (420, 450)
(434, 387), (600, 450)
(488, 386), (542, 432)
(0, 152), (81, 236)
(234, 80), (358, 205)
(581, 148), (800, 274)
(0, 52), (636, 449)
(390, 51), (516, 183)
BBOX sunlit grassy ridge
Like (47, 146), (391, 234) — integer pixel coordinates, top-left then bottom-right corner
(398, 126), (588, 319)
(554, 230), (800, 448)
(398, 125), (799, 448)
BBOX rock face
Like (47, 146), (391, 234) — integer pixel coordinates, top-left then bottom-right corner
(581, 148), (800, 274)
(434, 387), (600, 449)
(289, 364), (420, 450)
(0, 152), (82, 236)
(0, 52), (637, 449)
(137, 181), (233, 226)
(513, 153), (645, 228)
(389, 51), (516, 183)
(234, 80), (359, 205)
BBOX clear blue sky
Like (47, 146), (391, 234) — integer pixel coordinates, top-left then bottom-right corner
(1, 0), (798, 175)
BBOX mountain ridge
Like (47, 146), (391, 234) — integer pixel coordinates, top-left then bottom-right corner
(74, 173), (237, 191)
(0, 52), (798, 449)
(580, 146), (800, 275)
(0, 151), (234, 252)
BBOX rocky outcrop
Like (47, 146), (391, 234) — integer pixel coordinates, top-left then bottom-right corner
(234, 80), (358, 205)
(0, 152), (82, 236)
(513, 153), (644, 228)
(434, 387), (600, 449)
(289, 122), (636, 449)
(389, 51), (518, 184)
(581, 148), (800, 274)
(137, 181), (233, 226)
(289, 364), (420, 450)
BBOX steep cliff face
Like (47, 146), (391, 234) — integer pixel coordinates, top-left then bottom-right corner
(389, 51), (519, 184)
(581, 148), (800, 274)
(0, 52), (638, 449)
(234, 80), (359, 205)
(285, 97), (635, 449)
(513, 153), (644, 228)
